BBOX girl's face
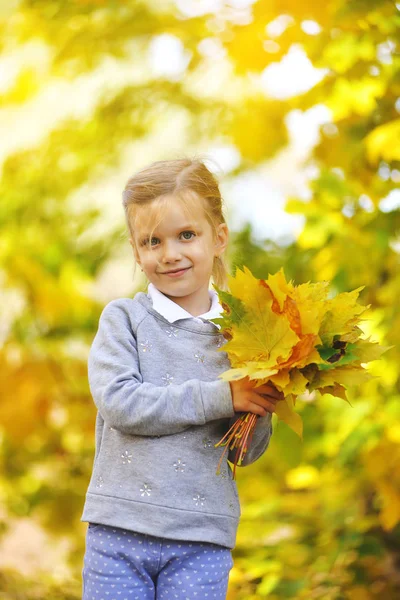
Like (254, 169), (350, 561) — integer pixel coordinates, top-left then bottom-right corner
(130, 195), (228, 312)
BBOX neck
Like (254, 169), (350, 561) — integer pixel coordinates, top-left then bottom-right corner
(165, 285), (211, 317)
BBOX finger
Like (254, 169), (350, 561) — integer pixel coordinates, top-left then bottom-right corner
(252, 401), (276, 415)
(265, 385), (284, 399)
(259, 393), (279, 405)
(251, 394), (278, 413)
(247, 402), (269, 417)
(256, 384), (283, 399)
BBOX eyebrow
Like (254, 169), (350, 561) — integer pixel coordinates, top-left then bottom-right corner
(172, 223), (199, 230)
(138, 223), (199, 238)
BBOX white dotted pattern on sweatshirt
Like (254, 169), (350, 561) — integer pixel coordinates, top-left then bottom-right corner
(82, 524), (233, 600)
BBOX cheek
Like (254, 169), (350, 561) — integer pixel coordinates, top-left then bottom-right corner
(140, 255), (157, 271)
(193, 250), (215, 271)
(192, 239), (213, 260)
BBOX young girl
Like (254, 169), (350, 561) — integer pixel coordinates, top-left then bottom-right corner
(81, 157), (282, 600)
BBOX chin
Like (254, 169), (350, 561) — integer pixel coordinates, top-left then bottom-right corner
(163, 288), (191, 297)
(162, 285), (194, 297)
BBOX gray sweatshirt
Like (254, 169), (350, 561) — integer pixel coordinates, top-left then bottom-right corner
(81, 291), (273, 549)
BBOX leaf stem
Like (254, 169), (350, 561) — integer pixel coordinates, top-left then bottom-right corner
(215, 412), (260, 479)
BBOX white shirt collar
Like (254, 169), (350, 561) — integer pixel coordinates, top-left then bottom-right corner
(147, 283), (222, 328)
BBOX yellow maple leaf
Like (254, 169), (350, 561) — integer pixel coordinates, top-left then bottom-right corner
(341, 326), (364, 343)
(311, 366), (374, 390)
(276, 334), (320, 371)
(283, 368), (310, 396)
(218, 367), (256, 382)
(274, 394), (303, 439)
(291, 280), (330, 335)
(223, 317), (299, 365)
(319, 383), (349, 403)
(264, 267), (294, 311)
(265, 368), (291, 389)
(354, 338), (394, 363)
(249, 368), (281, 381)
(319, 287), (370, 345)
(227, 265), (271, 307)
(215, 266), (387, 451)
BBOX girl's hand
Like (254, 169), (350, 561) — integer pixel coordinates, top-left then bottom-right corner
(229, 377), (284, 417)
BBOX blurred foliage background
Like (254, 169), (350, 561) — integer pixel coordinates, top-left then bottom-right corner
(1, 0), (399, 598)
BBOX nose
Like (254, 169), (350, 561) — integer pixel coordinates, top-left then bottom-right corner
(160, 239), (182, 263)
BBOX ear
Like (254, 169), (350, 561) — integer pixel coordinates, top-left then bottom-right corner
(129, 237), (142, 267)
(214, 223), (229, 257)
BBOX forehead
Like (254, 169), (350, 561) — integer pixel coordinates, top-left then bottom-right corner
(132, 194), (208, 236)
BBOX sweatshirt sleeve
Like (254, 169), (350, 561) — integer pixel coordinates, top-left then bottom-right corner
(87, 300), (235, 436)
(228, 412), (273, 467)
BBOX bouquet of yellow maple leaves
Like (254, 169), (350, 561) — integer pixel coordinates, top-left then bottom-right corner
(211, 266), (390, 477)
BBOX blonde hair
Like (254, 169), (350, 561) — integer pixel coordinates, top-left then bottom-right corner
(122, 155), (229, 290)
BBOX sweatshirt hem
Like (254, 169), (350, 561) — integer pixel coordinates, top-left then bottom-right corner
(81, 492), (238, 549)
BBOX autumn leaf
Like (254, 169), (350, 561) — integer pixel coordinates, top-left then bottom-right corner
(223, 318), (299, 365)
(291, 280), (330, 336)
(318, 287), (369, 346)
(283, 368), (310, 396)
(274, 394), (303, 440)
(353, 338), (394, 363)
(309, 366), (374, 391)
(214, 266), (387, 450)
(264, 267), (294, 311)
(319, 383), (349, 403)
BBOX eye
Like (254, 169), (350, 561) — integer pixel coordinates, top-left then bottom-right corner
(141, 237), (160, 247)
(180, 231), (196, 240)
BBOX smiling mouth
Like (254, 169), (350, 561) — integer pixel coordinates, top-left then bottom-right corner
(161, 267), (191, 274)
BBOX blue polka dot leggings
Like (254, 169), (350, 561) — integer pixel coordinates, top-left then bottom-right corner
(82, 523), (233, 600)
